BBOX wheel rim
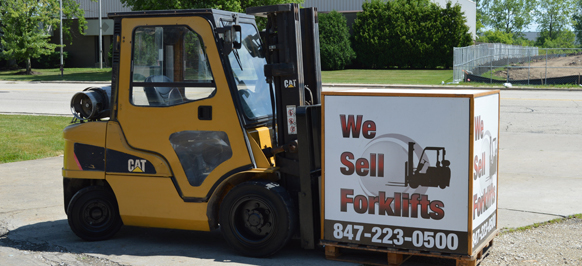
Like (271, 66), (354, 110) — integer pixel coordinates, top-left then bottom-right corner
(81, 200), (113, 232)
(230, 196), (275, 244)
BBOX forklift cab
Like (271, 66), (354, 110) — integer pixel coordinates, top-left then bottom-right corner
(112, 10), (274, 196)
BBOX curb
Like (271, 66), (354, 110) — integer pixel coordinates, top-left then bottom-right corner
(2, 80), (581, 91)
(0, 80), (110, 84)
(39, 80), (111, 84)
(0, 112), (71, 117)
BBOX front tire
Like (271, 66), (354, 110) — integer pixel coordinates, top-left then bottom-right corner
(409, 177), (420, 189)
(219, 180), (295, 257)
(67, 186), (122, 241)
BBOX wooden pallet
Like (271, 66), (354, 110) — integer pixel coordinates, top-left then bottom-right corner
(323, 230), (497, 266)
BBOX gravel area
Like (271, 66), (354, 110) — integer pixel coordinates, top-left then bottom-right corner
(493, 53), (582, 80)
(480, 217), (582, 266)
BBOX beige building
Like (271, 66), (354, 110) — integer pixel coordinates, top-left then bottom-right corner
(52, 0), (130, 67)
(57, 0), (476, 67)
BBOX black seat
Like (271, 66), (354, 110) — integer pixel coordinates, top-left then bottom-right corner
(143, 75), (183, 106)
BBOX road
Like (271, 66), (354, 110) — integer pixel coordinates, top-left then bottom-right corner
(0, 81), (109, 116)
(497, 89), (582, 226)
(1, 82), (582, 265)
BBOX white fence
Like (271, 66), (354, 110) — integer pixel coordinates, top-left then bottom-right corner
(453, 44), (539, 83)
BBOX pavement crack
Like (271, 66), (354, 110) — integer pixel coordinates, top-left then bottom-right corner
(0, 204), (62, 215)
(41, 253), (126, 266)
(499, 208), (566, 218)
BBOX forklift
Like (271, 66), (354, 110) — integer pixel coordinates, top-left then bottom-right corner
(404, 142), (451, 189)
(64, 4), (322, 257)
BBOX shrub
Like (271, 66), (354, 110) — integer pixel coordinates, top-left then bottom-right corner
(535, 30), (577, 48)
(318, 10), (355, 70)
(31, 50), (68, 69)
(352, 0), (472, 69)
(478, 30), (515, 44)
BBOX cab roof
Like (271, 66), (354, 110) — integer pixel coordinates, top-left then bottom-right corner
(108, 9), (257, 27)
(108, 9), (255, 20)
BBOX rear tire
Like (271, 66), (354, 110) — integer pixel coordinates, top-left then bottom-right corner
(219, 180), (295, 257)
(67, 186), (122, 241)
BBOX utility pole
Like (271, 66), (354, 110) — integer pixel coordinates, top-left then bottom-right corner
(99, 0), (103, 69)
(60, 0), (63, 77)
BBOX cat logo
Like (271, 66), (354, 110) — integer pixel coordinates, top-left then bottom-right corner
(128, 159), (147, 173)
(284, 79), (297, 88)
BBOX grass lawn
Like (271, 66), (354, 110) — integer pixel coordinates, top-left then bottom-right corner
(0, 68), (112, 82)
(0, 115), (71, 164)
(0, 68), (454, 85)
(321, 69), (454, 85)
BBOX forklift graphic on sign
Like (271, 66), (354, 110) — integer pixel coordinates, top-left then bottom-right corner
(404, 142), (451, 189)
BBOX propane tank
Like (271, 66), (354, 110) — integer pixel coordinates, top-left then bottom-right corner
(70, 86), (112, 121)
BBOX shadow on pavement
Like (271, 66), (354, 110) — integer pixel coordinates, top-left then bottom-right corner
(0, 219), (335, 266)
(0, 219), (459, 265)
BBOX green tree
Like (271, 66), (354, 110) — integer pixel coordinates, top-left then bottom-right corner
(352, 0), (471, 69)
(242, 0), (304, 29)
(536, 0), (575, 40)
(119, 0), (303, 30)
(514, 37), (535, 46)
(475, 0), (489, 35)
(0, 0), (88, 74)
(478, 30), (515, 44)
(486, 0), (535, 37)
(573, 0), (582, 45)
(435, 2), (473, 68)
(318, 11), (355, 70)
(119, 0), (241, 12)
(535, 29), (576, 47)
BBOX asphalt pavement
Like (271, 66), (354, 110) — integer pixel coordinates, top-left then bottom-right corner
(1, 81), (582, 265)
(0, 81), (109, 115)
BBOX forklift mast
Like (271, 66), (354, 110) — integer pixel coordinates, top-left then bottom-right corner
(246, 4), (322, 145)
(247, 4), (323, 249)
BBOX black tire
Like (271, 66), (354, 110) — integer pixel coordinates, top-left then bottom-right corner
(409, 177), (420, 189)
(67, 186), (122, 241)
(219, 180), (295, 257)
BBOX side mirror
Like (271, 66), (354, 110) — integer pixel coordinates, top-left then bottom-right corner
(221, 25), (242, 55)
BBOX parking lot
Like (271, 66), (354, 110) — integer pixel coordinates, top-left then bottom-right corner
(1, 82), (582, 265)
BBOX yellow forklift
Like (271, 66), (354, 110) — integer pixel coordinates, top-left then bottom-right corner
(63, 4), (322, 257)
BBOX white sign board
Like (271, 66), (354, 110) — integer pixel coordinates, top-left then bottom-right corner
(471, 94), (499, 251)
(322, 89), (499, 255)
